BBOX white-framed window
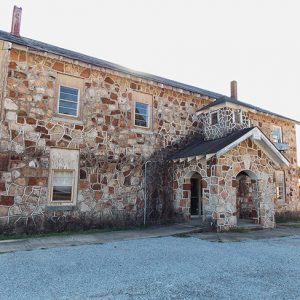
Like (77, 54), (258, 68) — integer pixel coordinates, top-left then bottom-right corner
(274, 171), (285, 202)
(48, 148), (79, 206)
(234, 109), (242, 124)
(134, 102), (149, 127)
(272, 125), (283, 143)
(51, 170), (75, 202)
(210, 111), (218, 125)
(131, 91), (152, 130)
(58, 86), (80, 117)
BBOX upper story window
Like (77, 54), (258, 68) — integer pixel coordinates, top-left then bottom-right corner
(135, 102), (149, 127)
(56, 74), (83, 120)
(272, 125), (283, 143)
(210, 111), (218, 125)
(58, 86), (79, 117)
(234, 109), (242, 124)
(132, 91), (152, 129)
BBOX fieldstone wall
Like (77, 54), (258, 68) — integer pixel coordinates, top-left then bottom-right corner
(0, 43), (213, 233)
(248, 111), (299, 212)
(200, 107), (249, 141)
(173, 138), (280, 230)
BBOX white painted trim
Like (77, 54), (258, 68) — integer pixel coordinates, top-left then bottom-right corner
(271, 125), (283, 144)
(216, 127), (289, 166)
(210, 111), (219, 125)
(233, 109), (242, 124)
(206, 153), (215, 160)
(134, 101), (150, 129)
(58, 85), (80, 118)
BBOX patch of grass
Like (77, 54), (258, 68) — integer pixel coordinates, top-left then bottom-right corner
(0, 224), (150, 241)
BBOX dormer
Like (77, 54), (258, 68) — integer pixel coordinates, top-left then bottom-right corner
(196, 82), (250, 141)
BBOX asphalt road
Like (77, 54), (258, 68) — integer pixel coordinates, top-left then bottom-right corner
(0, 235), (300, 299)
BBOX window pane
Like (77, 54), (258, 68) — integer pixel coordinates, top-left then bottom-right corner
(234, 110), (241, 124)
(52, 171), (73, 202)
(135, 102), (149, 127)
(59, 106), (77, 116)
(211, 112), (218, 125)
(60, 86), (78, 95)
(59, 100), (78, 110)
(59, 86), (79, 116)
(272, 127), (282, 143)
(60, 92), (78, 102)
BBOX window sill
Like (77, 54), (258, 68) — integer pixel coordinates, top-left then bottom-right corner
(52, 116), (83, 125)
(131, 127), (153, 134)
(45, 205), (76, 211)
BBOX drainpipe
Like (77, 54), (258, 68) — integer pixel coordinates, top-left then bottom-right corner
(144, 160), (159, 226)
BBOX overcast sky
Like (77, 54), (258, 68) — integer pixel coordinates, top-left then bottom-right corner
(0, 0), (299, 163)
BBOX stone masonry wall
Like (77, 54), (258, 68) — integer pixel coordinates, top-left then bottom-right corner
(0, 43), (212, 233)
(173, 139), (280, 230)
(200, 107), (249, 141)
(248, 111), (299, 212)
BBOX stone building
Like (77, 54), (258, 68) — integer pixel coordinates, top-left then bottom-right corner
(0, 7), (299, 233)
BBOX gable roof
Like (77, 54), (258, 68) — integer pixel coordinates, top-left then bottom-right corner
(0, 30), (298, 125)
(0, 30), (222, 99)
(169, 127), (253, 160)
(169, 127), (289, 167)
(196, 96), (300, 124)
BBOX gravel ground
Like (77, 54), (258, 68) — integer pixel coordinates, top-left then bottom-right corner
(0, 235), (300, 300)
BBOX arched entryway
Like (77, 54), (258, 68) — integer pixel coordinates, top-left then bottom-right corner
(190, 172), (203, 217)
(236, 170), (259, 223)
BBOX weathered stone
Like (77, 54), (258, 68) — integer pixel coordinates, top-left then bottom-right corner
(0, 196), (14, 206)
(4, 98), (18, 110)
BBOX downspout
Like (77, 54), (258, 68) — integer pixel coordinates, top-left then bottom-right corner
(143, 160), (159, 226)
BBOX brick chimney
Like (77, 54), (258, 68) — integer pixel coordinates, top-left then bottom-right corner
(230, 80), (238, 99)
(10, 6), (22, 36)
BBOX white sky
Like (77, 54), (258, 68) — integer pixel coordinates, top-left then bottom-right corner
(0, 0), (299, 164)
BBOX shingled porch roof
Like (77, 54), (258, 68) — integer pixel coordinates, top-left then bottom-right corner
(168, 127), (289, 167)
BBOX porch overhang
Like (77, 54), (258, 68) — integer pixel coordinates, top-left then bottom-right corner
(169, 127), (289, 167)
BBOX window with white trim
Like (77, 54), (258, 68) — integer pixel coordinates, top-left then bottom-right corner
(132, 91), (152, 129)
(52, 170), (75, 202)
(135, 102), (149, 127)
(274, 171), (285, 202)
(234, 109), (242, 124)
(48, 148), (79, 206)
(210, 111), (218, 125)
(272, 125), (283, 143)
(58, 86), (79, 117)
(56, 74), (83, 119)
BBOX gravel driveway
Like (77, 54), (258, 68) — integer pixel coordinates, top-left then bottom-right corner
(0, 235), (300, 299)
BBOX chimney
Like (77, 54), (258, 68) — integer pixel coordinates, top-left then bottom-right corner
(11, 6), (22, 36)
(230, 80), (238, 99)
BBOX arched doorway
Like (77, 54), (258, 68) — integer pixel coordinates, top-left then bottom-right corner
(236, 170), (259, 223)
(190, 173), (203, 217)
